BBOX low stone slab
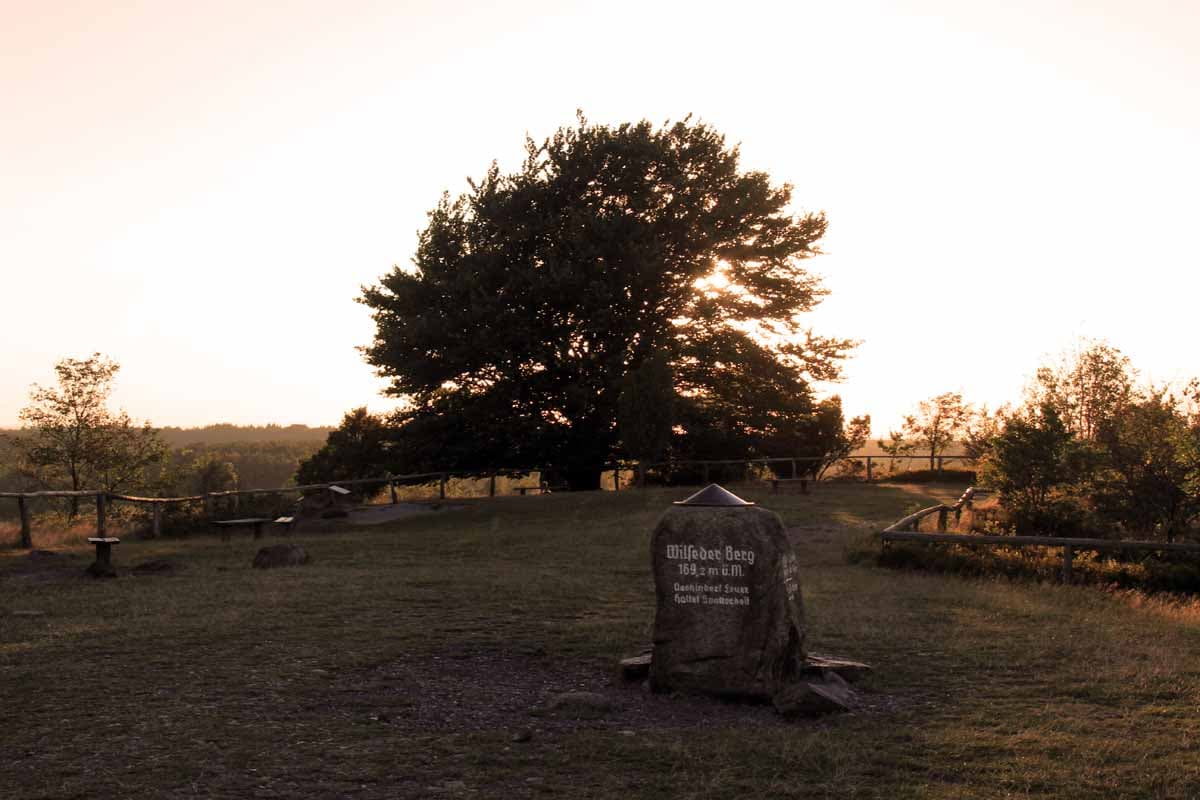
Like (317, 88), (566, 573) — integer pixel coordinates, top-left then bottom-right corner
(620, 652), (652, 682)
(773, 672), (859, 717)
(252, 544), (310, 569)
(802, 654), (872, 684)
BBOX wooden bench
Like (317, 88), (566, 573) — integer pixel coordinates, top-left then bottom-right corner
(212, 517), (295, 541)
(768, 478), (809, 495)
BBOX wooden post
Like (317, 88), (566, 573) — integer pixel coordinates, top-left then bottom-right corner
(1062, 545), (1073, 583)
(612, 469), (619, 491)
(95, 493), (107, 537)
(488, 473), (496, 498)
(440, 473), (447, 500)
(388, 476), (398, 505)
(18, 496), (32, 549)
(937, 507), (949, 532)
(152, 504), (163, 538)
(866, 457), (873, 482)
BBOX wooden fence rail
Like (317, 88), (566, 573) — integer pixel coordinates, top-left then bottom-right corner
(4, 454), (981, 549)
(880, 487), (1200, 581)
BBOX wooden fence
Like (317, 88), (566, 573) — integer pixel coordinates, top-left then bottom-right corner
(879, 487), (1200, 581)
(3, 453), (979, 549)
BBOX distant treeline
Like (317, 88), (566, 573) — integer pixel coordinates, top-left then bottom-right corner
(157, 424), (333, 447)
(0, 424), (331, 499)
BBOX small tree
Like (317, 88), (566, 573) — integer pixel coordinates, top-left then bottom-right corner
(961, 404), (1010, 460)
(13, 354), (165, 515)
(1092, 392), (1200, 542)
(296, 407), (394, 484)
(893, 392), (970, 471)
(987, 405), (1078, 511)
(193, 456), (239, 495)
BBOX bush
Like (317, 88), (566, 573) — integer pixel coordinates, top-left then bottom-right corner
(881, 468), (976, 484)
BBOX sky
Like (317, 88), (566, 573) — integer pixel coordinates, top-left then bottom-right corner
(3, 0), (1198, 435)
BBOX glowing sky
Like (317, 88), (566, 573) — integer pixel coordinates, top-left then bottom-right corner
(4, 0), (1198, 434)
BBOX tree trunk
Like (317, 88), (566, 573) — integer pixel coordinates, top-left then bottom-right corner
(563, 466), (603, 491)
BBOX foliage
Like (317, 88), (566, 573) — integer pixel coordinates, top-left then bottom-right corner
(960, 403), (1009, 460)
(757, 396), (868, 479)
(190, 456), (239, 495)
(9, 354), (165, 512)
(616, 351), (674, 464)
(360, 114), (854, 489)
(889, 392), (971, 471)
(1027, 338), (1135, 441)
(982, 404), (1091, 535)
(1091, 391), (1200, 542)
(296, 407), (395, 485)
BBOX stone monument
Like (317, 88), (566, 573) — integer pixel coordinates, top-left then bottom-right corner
(649, 484), (806, 700)
(637, 484), (868, 715)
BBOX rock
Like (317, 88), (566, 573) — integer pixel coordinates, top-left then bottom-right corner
(803, 654), (872, 683)
(131, 559), (176, 576)
(252, 544), (311, 569)
(649, 491), (806, 700)
(619, 652), (652, 682)
(773, 672), (858, 717)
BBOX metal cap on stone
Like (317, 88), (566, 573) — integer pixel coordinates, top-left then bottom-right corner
(673, 483), (756, 507)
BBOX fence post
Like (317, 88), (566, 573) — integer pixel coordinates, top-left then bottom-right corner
(612, 469), (620, 491)
(387, 474), (398, 504)
(440, 474), (447, 500)
(1062, 545), (1074, 583)
(937, 507), (949, 532)
(152, 504), (163, 538)
(95, 493), (107, 537)
(488, 473), (496, 497)
(866, 456), (873, 482)
(18, 496), (32, 548)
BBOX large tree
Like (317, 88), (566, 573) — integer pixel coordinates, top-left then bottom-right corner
(361, 115), (853, 489)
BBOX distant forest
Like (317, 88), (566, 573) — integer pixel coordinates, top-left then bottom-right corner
(0, 424), (333, 495)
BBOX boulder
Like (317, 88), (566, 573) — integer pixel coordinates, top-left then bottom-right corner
(252, 544), (310, 569)
(649, 497), (806, 700)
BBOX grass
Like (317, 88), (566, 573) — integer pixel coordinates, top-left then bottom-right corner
(3, 482), (1200, 798)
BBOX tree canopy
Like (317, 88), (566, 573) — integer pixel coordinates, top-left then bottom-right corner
(360, 115), (854, 488)
(10, 354), (165, 513)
